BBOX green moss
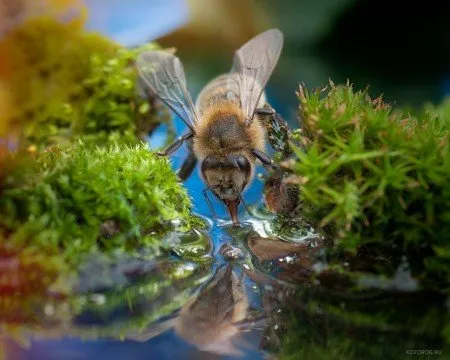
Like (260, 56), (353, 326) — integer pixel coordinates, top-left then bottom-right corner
(422, 98), (450, 124)
(22, 42), (165, 150)
(282, 82), (450, 288)
(0, 14), (201, 354)
(0, 141), (198, 265)
(271, 82), (450, 359)
(0, 16), (167, 150)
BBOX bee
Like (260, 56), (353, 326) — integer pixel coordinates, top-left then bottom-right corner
(136, 29), (286, 225)
(128, 264), (263, 356)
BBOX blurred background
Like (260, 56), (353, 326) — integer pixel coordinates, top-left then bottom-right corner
(1, 0), (450, 134)
(83, 0), (450, 115)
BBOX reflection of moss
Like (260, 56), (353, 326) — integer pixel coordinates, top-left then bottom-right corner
(0, 142), (199, 265)
(0, 259), (210, 346)
(66, 260), (210, 339)
(0, 16), (165, 150)
(170, 231), (213, 263)
(280, 290), (449, 360)
(0, 242), (68, 357)
(0, 245), (65, 324)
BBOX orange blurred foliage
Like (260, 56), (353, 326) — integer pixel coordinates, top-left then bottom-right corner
(0, 0), (86, 145)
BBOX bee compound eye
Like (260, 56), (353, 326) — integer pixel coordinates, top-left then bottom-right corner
(235, 155), (251, 175)
(201, 156), (220, 173)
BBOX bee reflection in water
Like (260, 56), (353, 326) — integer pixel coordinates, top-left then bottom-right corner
(128, 263), (265, 357)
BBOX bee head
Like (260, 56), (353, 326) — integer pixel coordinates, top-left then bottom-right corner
(201, 154), (252, 225)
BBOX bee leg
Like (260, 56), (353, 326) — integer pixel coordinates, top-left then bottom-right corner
(255, 107), (289, 128)
(251, 149), (277, 170)
(178, 150), (197, 181)
(255, 107), (292, 157)
(255, 107), (274, 116)
(203, 187), (217, 219)
(157, 132), (194, 156)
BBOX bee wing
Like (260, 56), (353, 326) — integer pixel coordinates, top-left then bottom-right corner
(227, 29), (283, 120)
(136, 51), (198, 132)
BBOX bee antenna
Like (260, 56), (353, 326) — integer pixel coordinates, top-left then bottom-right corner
(234, 184), (251, 216)
(202, 187), (217, 219)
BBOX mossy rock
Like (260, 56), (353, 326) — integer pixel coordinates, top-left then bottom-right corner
(275, 82), (450, 288)
(0, 141), (200, 266)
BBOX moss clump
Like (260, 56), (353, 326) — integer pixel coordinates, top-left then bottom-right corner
(280, 298), (448, 360)
(271, 82), (450, 359)
(21, 42), (164, 149)
(0, 142), (197, 265)
(283, 82), (450, 288)
(0, 15), (165, 151)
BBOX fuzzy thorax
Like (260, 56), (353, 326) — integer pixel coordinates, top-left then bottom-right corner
(193, 101), (266, 161)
